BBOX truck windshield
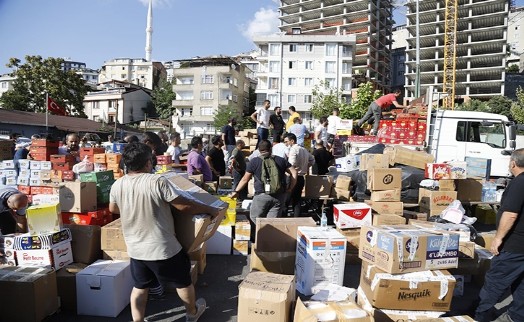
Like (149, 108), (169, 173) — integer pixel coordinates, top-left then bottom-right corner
(456, 121), (505, 148)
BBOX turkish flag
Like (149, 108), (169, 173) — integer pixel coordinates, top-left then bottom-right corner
(47, 97), (67, 116)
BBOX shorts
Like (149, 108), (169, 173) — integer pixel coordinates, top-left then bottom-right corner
(130, 250), (192, 289)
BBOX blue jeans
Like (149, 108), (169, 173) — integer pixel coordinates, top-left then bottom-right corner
(256, 127), (269, 149)
(475, 251), (524, 322)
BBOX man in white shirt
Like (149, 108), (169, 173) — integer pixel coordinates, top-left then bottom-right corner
(286, 133), (315, 218)
(272, 140), (289, 159)
(327, 108), (341, 146)
(251, 100), (271, 149)
(166, 132), (182, 164)
(314, 116), (329, 148)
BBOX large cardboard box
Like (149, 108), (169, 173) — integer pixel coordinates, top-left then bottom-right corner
(234, 214), (251, 241)
(335, 155), (360, 172)
(188, 243), (207, 274)
(0, 266), (59, 322)
(438, 179), (456, 191)
(16, 240), (74, 270)
(360, 263), (456, 311)
(465, 157), (491, 179)
(294, 298), (371, 322)
(367, 168), (402, 191)
(76, 260), (134, 317)
(372, 214), (406, 226)
(13, 228), (71, 250)
(360, 153), (390, 171)
(335, 174), (352, 190)
(359, 225), (460, 274)
(251, 217), (316, 275)
(304, 175), (334, 198)
(295, 227), (346, 296)
(54, 181), (97, 213)
(65, 224), (101, 264)
(101, 218), (127, 252)
(26, 203), (63, 235)
(384, 146), (435, 169)
(370, 189), (401, 202)
(333, 202), (372, 229)
(56, 263), (87, 312)
(333, 187), (351, 201)
(455, 178), (482, 202)
(238, 271), (295, 322)
(366, 201), (404, 215)
(418, 189), (457, 215)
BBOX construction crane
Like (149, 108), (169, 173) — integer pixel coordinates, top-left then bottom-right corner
(442, 0), (458, 109)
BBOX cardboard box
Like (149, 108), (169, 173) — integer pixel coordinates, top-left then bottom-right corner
(255, 217), (317, 252)
(238, 272), (295, 322)
(359, 225), (460, 274)
(360, 153), (390, 171)
(384, 146), (435, 169)
(188, 243), (207, 274)
(235, 215), (251, 241)
(333, 202), (372, 229)
(294, 298), (371, 322)
(54, 181), (97, 213)
(295, 227), (346, 295)
(448, 161), (467, 179)
(16, 240), (74, 270)
(372, 214), (406, 226)
(26, 203), (63, 235)
(335, 175), (351, 190)
(304, 175), (334, 198)
(425, 163), (451, 180)
(31, 194), (60, 205)
(218, 176), (233, 189)
(465, 157), (491, 179)
(475, 231), (496, 249)
(79, 170), (114, 184)
(333, 187), (351, 201)
(0, 266), (59, 322)
(56, 263), (87, 312)
(233, 240), (250, 255)
(203, 181), (218, 194)
(366, 201), (404, 215)
(360, 263), (456, 311)
(455, 178), (483, 202)
(370, 189), (401, 202)
(101, 218), (127, 252)
(13, 228), (72, 250)
(102, 250), (130, 261)
(206, 225), (232, 255)
(438, 179), (456, 191)
(418, 189), (457, 215)
(367, 168), (402, 191)
(65, 224), (102, 264)
(76, 260), (134, 317)
(335, 155), (360, 172)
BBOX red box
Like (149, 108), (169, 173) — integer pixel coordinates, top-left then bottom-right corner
(425, 163), (451, 179)
(388, 138), (399, 144)
(156, 155), (171, 165)
(61, 208), (113, 226)
(418, 121), (427, 132)
(52, 162), (75, 171)
(407, 120), (418, 129)
(18, 185), (31, 195)
(379, 120), (394, 128)
(31, 186), (55, 195)
(51, 154), (76, 163)
(80, 148), (105, 156)
(29, 146), (59, 155)
(62, 170), (75, 181)
(405, 130), (417, 139)
(30, 153), (52, 161)
(31, 139), (60, 147)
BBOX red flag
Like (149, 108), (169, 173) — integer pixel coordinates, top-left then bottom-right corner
(47, 97), (67, 116)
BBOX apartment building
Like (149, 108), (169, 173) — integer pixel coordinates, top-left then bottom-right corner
(170, 57), (251, 137)
(252, 33), (355, 122)
(278, 0), (393, 90)
(507, 6), (524, 67)
(0, 74), (15, 103)
(98, 58), (166, 90)
(390, 25), (409, 89)
(404, 0), (508, 102)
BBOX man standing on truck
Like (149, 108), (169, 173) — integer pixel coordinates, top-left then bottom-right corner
(475, 148), (524, 322)
(355, 89), (407, 136)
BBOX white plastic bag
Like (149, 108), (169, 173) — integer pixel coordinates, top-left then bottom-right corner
(72, 155), (94, 174)
(440, 200), (465, 224)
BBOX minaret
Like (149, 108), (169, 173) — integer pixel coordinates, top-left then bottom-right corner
(145, 0), (153, 61)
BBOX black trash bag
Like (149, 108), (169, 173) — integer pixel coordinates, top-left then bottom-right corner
(355, 144), (386, 155)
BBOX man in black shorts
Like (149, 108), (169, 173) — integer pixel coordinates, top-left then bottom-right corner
(109, 142), (221, 322)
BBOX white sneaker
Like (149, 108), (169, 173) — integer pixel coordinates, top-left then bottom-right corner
(186, 298), (206, 322)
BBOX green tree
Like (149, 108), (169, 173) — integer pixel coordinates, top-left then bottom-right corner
(340, 82), (381, 119)
(507, 64), (520, 73)
(0, 55), (88, 117)
(152, 78), (176, 120)
(486, 96), (513, 118)
(213, 105), (243, 131)
(511, 87), (524, 124)
(455, 99), (489, 112)
(310, 81), (348, 119)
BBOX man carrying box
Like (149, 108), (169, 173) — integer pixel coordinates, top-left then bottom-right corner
(0, 187), (28, 234)
(109, 142), (221, 322)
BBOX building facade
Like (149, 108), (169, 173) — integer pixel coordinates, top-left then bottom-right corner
(404, 0), (508, 102)
(98, 58), (166, 90)
(170, 57), (252, 137)
(278, 0), (393, 90)
(253, 34), (355, 122)
(390, 25), (409, 89)
(0, 74), (15, 103)
(507, 6), (524, 67)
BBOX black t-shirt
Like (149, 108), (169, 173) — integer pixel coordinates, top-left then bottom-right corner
(312, 148), (334, 175)
(207, 146), (226, 178)
(497, 173), (524, 253)
(269, 114), (285, 132)
(221, 124), (236, 146)
(246, 155), (290, 194)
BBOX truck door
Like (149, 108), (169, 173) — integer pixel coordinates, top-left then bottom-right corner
(458, 121), (510, 177)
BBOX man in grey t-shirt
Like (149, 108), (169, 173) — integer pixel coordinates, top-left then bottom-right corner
(109, 142), (220, 322)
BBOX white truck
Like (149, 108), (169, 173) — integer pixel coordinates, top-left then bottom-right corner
(347, 88), (520, 178)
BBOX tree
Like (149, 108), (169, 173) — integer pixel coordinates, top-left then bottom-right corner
(340, 82), (381, 119)
(507, 64), (520, 73)
(0, 55), (88, 117)
(310, 81), (348, 119)
(152, 78), (176, 120)
(213, 105), (243, 131)
(486, 96), (513, 118)
(455, 99), (489, 112)
(511, 87), (524, 124)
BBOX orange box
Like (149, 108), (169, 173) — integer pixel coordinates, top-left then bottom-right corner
(50, 154), (76, 163)
(50, 170), (63, 180)
(31, 139), (60, 147)
(29, 146), (59, 155)
(30, 153), (52, 161)
(156, 155), (171, 165)
(31, 186), (55, 195)
(80, 148), (105, 156)
(106, 154), (122, 164)
(18, 185), (31, 195)
(94, 154), (106, 163)
(52, 162), (75, 171)
(62, 170), (75, 181)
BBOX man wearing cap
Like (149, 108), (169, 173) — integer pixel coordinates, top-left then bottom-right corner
(0, 187), (28, 234)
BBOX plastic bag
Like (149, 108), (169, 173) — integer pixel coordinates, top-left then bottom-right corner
(440, 200), (465, 224)
(72, 155), (94, 174)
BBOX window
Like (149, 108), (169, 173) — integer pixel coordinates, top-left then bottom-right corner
(325, 78), (336, 87)
(269, 44), (281, 56)
(92, 101), (100, 109)
(304, 78), (313, 86)
(232, 95), (238, 103)
(304, 95), (313, 103)
(305, 61), (313, 70)
(200, 91), (213, 100)
(93, 116), (100, 122)
(181, 108), (193, 117)
(269, 78), (279, 89)
(305, 44), (314, 52)
(325, 43), (337, 56)
(342, 62), (351, 74)
(121, 74), (126, 78)
(456, 121), (505, 148)
(288, 78), (296, 86)
(269, 61), (280, 73)
(1, 82), (6, 88)
(267, 94), (279, 106)
(202, 75), (214, 84)
(342, 45), (352, 57)
(289, 61), (296, 69)
(289, 44), (297, 52)
(287, 95), (296, 103)
(201, 106), (214, 115)
(325, 61), (336, 73)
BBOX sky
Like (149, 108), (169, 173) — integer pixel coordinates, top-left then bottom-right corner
(1, 0), (523, 75)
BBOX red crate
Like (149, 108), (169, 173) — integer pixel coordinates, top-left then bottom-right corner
(106, 153), (122, 165)
(30, 153), (53, 161)
(18, 185), (31, 195)
(29, 146), (59, 154)
(80, 148), (106, 156)
(31, 139), (60, 147)
(31, 186), (55, 195)
(52, 161), (75, 171)
(50, 154), (76, 163)
(62, 170), (75, 181)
